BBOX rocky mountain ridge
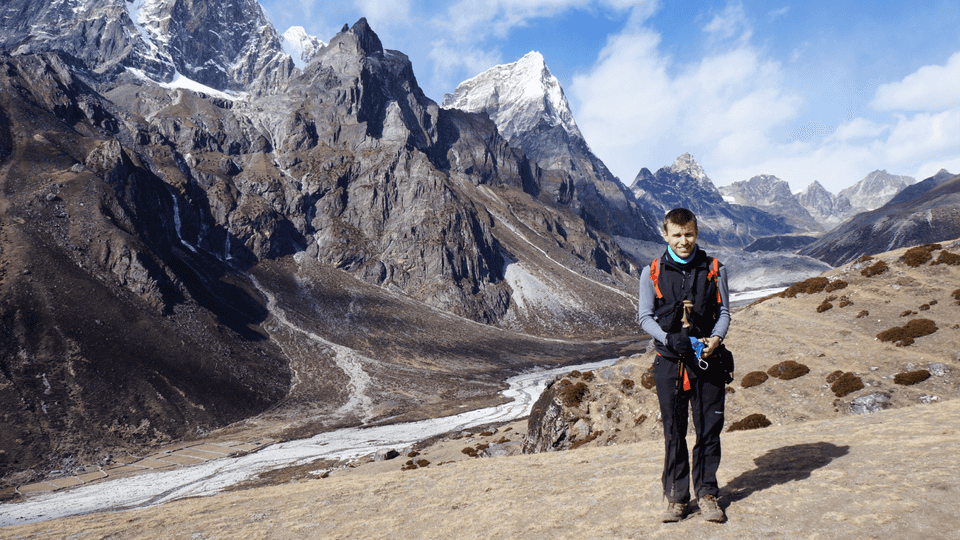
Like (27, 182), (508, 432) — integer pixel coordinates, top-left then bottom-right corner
(630, 154), (793, 248)
(0, 0), (295, 95)
(800, 170), (960, 265)
(0, 6), (644, 487)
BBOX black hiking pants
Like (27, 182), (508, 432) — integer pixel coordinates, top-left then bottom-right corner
(654, 354), (726, 503)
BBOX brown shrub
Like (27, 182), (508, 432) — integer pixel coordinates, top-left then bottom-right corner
(825, 370), (844, 383)
(560, 381), (589, 407)
(825, 280), (848, 292)
(781, 277), (830, 298)
(727, 413), (772, 432)
(839, 297), (854, 308)
(741, 371), (769, 388)
(568, 370), (582, 379)
(640, 365), (656, 389)
(817, 301), (833, 313)
(900, 244), (941, 267)
(570, 430), (603, 450)
(900, 310), (917, 317)
(919, 304), (930, 311)
(581, 371), (595, 382)
(767, 360), (810, 380)
(634, 414), (648, 426)
(877, 318), (938, 347)
(831, 372), (864, 397)
(416, 459), (430, 467)
(929, 299), (938, 306)
(621, 378), (635, 391)
(952, 288), (960, 305)
(856, 310), (869, 318)
(856, 255), (874, 263)
(479, 431), (493, 437)
(861, 260), (888, 277)
(725, 386), (736, 394)
(749, 292), (782, 306)
(933, 251), (960, 266)
(894, 370), (931, 386)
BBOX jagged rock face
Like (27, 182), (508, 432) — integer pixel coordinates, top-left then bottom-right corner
(801, 171), (960, 265)
(443, 52), (660, 242)
(0, 52), (291, 481)
(839, 170), (914, 212)
(796, 180), (854, 230)
(0, 0), (295, 94)
(720, 174), (821, 233)
(630, 154), (793, 248)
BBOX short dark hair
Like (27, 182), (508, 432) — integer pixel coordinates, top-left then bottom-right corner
(663, 208), (698, 233)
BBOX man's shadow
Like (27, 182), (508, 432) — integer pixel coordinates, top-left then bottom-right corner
(720, 442), (850, 507)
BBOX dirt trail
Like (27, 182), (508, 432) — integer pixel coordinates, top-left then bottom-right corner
(2, 398), (957, 539)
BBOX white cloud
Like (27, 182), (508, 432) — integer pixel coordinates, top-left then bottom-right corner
(571, 24), (802, 185)
(571, 11), (960, 194)
(871, 51), (960, 112)
(703, 2), (751, 43)
(435, 0), (651, 41)
(356, 0), (412, 29)
(428, 40), (504, 97)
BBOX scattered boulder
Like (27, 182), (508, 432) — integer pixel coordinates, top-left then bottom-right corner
(928, 363), (948, 377)
(481, 442), (522, 458)
(850, 393), (891, 415)
(374, 449), (400, 461)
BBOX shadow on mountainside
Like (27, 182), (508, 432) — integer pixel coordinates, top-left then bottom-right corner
(721, 442), (850, 506)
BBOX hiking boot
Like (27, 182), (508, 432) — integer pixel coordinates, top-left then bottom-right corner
(660, 501), (686, 522)
(698, 494), (725, 523)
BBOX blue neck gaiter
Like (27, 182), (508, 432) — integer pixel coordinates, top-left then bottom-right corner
(667, 244), (697, 265)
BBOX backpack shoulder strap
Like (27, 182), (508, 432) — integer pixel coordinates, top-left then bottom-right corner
(707, 257), (721, 303)
(650, 257), (663, 299)
(707, 257), (720, 281)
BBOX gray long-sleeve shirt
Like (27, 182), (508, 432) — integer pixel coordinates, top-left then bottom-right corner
(637, 261), (730, 346)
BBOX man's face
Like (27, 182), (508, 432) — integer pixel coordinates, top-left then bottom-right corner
(663, 221), (698, 259)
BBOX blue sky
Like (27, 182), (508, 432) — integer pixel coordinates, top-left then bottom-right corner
(260, 0), (960, 194)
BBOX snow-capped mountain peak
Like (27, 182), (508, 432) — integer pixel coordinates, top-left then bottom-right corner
(669, 153), (710, 183)
(282, 26), (324, 69)
(441, 51), (582, 142)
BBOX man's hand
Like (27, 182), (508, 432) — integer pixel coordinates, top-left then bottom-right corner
(700, 336), (722, 358)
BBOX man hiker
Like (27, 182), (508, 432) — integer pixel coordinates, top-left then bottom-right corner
(638, 208), (732, 523)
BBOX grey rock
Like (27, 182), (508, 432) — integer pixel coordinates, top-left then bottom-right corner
(849, 393), (891, 415)
(928, 363), (948, 377)
(374, 449), (400, 461)
(480, 441), (522, 458)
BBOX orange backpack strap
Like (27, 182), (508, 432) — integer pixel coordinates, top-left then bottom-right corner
(707, 258), (721, 303)
(650, 258), (663, 299)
